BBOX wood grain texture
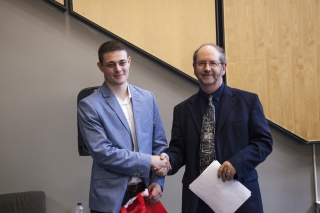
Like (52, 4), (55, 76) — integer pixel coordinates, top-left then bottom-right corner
(224, 0), (320, 142)
(71, 0), (216, 79)
(54, 0), (64, 5)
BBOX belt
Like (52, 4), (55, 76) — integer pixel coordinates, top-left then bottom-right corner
(126, 182), (145, 192)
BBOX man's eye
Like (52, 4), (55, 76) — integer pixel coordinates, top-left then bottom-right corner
(119, 61), (127, 66)
(106, 63), (115, 68)
(210, 62), (218, 66)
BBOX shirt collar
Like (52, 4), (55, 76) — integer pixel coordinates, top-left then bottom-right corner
(127, 85), (132, 99)
(199, 82), (225, 102)
(117, 85), (132, 104)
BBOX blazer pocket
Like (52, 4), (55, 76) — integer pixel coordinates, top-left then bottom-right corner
(230, 115), (247, 123)
(231, 118), (246, 131)
(94, 170), (120, 180)
(230, 117), (248, 144)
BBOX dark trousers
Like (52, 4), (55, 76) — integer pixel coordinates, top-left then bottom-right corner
(90, 187), (145, 213)
(196, 199), (215, 213)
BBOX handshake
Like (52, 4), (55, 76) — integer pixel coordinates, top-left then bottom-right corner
(151, 153), (171, 177)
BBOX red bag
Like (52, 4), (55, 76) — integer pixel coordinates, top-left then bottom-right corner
(120, 191), (167, 213)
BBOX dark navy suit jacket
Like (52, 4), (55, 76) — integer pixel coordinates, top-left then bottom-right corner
(167, 85), (273, 213)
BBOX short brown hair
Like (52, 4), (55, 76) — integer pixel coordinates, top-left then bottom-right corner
(98, 40), (129, 64)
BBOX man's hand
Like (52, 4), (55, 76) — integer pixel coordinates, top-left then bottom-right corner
(155, 153), (171, 177)
(151, 153), (171, 177)
(218, 161), (236, 182)
(145, 183), (162, 204)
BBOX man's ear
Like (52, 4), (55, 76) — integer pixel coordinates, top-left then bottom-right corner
(97, 62), (103, 72)
(193, 63), (196, 73)
(222, 63), (227, 75)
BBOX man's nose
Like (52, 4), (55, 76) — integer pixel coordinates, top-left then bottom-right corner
(204, 63), (211, 70)
(115, 63), (122, 71)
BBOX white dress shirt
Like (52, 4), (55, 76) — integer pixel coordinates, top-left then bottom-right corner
(116, 86), (142, 184)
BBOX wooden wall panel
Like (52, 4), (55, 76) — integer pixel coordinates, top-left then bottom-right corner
(71, 0), (216, 79)
(55, 0), (64, 5)
(317, 0), (320, 142)
(265, 0), (278, 60)
(45, 0), (65, 10)
(267, 58), (294, 132)
(224, 0), (320, 142)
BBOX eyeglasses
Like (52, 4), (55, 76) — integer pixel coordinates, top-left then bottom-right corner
(196, 61), (223, 68)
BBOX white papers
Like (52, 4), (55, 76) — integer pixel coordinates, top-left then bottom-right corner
(189, 161), (251, 213)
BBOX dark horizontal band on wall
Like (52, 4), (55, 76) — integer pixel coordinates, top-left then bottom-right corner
(43, 0), (66, 12)
(268, 120), (319, 144)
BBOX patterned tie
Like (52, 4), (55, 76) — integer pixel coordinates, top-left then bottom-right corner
(199, 95), (216, 173)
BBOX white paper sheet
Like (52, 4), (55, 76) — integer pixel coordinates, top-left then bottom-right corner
(189, 161), (251, 213)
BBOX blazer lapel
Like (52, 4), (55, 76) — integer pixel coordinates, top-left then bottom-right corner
(188, 92), (202, 135)
(129, 85), (141, 146)
(100, 83), (131, 135)
(217, 86), (236, 133)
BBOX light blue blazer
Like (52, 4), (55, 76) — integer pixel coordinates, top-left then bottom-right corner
(77, 82), (168, 213)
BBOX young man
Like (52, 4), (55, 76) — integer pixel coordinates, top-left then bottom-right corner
(78, 40), (170, 213)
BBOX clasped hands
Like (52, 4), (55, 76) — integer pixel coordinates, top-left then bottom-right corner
(151, 153), (171, 177)
(151, 154), (236, 181)
(151, 155), (236, 182)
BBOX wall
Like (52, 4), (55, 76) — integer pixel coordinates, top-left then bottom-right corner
(0, 0), (319, 212)
(224, 0), (320, 142)
(71, 0), (216, 79)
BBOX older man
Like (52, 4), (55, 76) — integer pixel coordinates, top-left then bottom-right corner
(158, 44), (273, 213)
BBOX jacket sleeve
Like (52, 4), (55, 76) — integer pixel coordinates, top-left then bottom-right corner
(166, 105), (187, 175)
(149, 93), (167, 187)
(228, 94), (273, 181)
(78, 98), (151, 178)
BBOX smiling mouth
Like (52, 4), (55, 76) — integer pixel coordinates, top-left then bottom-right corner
(114, 73), (123, 77)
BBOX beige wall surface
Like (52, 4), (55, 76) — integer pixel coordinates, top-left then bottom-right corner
(0, 0), (319, 213)
(71, 0), (216, 79)
(224, 0), (320, 142)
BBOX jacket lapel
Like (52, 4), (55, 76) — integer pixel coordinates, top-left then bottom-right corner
(129, 84), (141, 146)
(217, 85), (236, 133)
(188, 92), (202, 135)
(100, 83), (131, 135)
